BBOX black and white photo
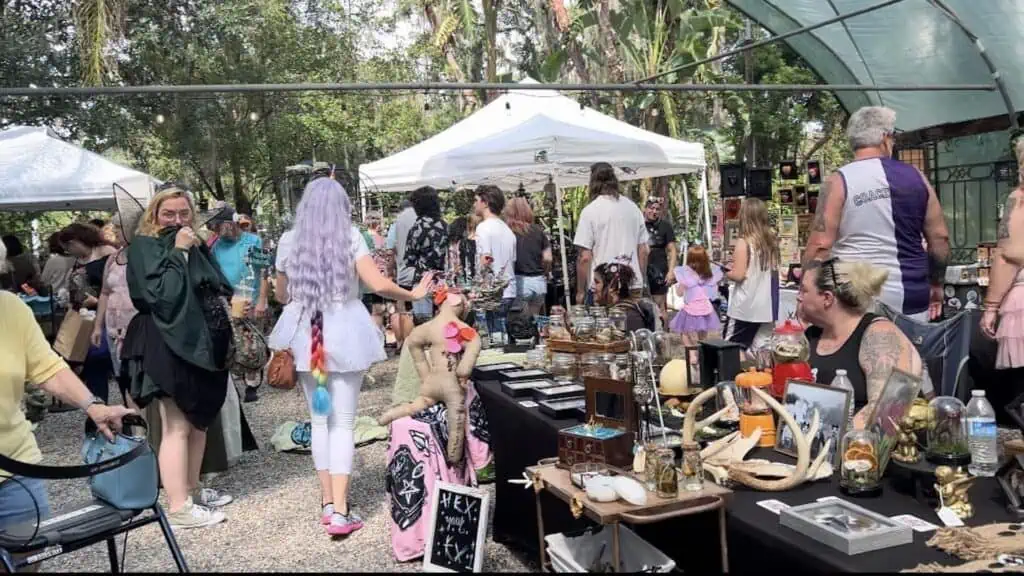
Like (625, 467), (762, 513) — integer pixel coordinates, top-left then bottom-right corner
(775, 379), (851, 467)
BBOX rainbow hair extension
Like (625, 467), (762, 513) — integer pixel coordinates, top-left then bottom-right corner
(310, 311), (331, 415)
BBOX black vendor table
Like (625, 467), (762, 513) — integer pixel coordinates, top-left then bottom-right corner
(477, 379), (1013, 573)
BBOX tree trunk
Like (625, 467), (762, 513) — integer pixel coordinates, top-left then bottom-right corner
(231, 151), (251, 215)
(483, 0), (498, 82)
(595, 0), (626, 120)
(424, 2), (477, 110)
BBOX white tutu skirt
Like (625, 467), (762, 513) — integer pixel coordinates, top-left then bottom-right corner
(268, 299), (386, 374)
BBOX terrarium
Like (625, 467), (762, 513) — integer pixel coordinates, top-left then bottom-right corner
(840, 429), (882, 497)
(926, 396), (972, 467)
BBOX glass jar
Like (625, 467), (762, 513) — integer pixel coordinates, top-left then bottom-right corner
(656, 449), (679, 498)
(594, 317), (615, 343)
(551, 352), (578, 383)
(535, 343), (550, 369)
(840, 429), (882, 497)
(680, 442), (704, 492)
(611, 354), (631, 381)
(571, 304), (589, 319)
(589, 306), (608, 319)
(926, 396), (971, 466)
(525, 348), (546, 370)
(644, 443), (661, 491)
(608, 309), (628, 340)
(534, 315), (551, 341)
(573, 316), (596, 342)
(600, 353), (617, 379)
(581, 353), (608, 378)
(769, 320), (813, 397)
(548, 315), (572, 342)
(715, 381), (741, 427)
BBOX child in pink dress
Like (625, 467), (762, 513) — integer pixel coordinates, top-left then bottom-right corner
(669, 245), (722, 346)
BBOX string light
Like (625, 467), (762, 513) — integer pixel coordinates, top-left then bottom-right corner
(249, 111), (259, 121)
(155, 114), (165, 124)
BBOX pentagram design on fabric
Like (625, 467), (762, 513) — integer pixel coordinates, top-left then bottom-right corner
(468, 394), (490, 444)
(385, 445), (426, 531)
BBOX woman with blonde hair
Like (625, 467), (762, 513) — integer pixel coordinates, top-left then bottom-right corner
(725, 198), (779, 348)
(121, 185), (236, 529)
(503, 196), (552, 316)
(798, 257), (925, 426)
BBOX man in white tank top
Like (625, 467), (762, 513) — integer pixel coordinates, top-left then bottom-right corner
(802, 107), (950, 322)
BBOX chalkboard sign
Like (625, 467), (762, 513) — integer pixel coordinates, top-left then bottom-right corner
(423, 482), (490, 573)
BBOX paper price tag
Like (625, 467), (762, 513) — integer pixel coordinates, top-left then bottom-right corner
(756, 499), (790, 515)
(936, 507), (965, 528)
(890, 514), (939, 532)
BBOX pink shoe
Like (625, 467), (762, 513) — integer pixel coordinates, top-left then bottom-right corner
(325, 512), (363, 537)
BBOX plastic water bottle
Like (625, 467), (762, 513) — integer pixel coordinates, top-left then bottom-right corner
(830, 370), (855, 428)
(967, 390), (999, 477)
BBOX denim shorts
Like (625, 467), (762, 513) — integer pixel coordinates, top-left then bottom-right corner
(0, 475), (50, 531)
(515, 276), (547, 301)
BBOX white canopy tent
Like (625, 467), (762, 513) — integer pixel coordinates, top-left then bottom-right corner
(359, 78), (711, 309)
(0, 125), (157, 211)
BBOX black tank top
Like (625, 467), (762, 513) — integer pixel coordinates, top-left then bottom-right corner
(804, 313), (880, 409)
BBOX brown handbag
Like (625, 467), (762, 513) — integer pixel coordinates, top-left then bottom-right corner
(267, 349), (296, 390)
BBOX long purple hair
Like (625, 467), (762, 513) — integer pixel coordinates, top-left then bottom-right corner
(288, 177), (355, 311)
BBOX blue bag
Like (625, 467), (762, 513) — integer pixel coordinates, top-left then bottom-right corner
(82, 420), (158, 511)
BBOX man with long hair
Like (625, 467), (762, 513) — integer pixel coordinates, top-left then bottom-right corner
(574, 162), (649, 305)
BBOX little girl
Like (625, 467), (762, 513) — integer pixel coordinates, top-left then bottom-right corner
(669, 245), (722, 346)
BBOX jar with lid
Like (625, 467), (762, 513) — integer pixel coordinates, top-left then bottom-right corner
(840, 429), (882, 497)
(535, 343), (550, 369)
(548, 315), (572, 341)
(525, 348), (546, 370)
(611, 353), (631, 381)
(573, 316), (596, 342)
(551, 352), (578, 383)
(599, 353), (617, 378)
(589, 306), (607, 319)
(581, 353), (609, 378)
(594, 317), (615, 343)
(608, 309), (628, 340)
(570, 304), (589, 318)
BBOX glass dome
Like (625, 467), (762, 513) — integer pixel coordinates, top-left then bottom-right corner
(840, 429), (881, 497)
(926, 396), (972, 467)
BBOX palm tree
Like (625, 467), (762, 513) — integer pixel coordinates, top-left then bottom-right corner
(73, 0), (124, 85)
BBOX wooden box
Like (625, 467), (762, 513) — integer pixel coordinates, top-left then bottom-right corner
(557, 425), (634, 469)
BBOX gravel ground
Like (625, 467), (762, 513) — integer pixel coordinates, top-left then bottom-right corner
(30, 357), (535, 573)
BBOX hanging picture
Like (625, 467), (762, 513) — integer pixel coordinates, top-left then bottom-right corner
(779, 160), (800, 180)
(807, 160), (822, 184)
(778, 189), (794, 206)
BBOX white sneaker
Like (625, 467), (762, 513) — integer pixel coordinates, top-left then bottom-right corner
(194, 487), (233, 508)
(168, 500), (225, 529)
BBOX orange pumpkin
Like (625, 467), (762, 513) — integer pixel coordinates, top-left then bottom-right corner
(736, 368), (772, 389)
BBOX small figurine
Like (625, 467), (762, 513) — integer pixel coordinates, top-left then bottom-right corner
(934, 465), (977, 520)
(891, 415), (921, 464)
(584, 415), (598, 434)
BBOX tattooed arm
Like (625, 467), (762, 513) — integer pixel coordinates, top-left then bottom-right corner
(852, 319), (924, 430)
(802, 172), (846, 267)
(983, 188), (1024, 337)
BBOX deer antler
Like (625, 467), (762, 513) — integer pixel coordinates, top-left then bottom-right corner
(727, 387), (811, 491)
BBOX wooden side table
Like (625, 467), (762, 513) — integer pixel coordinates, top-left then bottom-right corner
(526, 462), (731, 572)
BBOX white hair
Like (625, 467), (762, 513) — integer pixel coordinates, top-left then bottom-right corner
(846, 106), (897, 150)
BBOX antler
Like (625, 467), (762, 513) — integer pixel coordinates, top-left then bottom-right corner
(727, 387), (811, 491)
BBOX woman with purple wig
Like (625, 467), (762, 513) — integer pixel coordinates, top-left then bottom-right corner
(269, 176), (432, 537)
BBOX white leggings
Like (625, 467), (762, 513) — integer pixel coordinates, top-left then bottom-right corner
(299, 371), (363, 475)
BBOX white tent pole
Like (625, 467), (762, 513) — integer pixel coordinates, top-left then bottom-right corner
(699, 169), (712, 249)
(681, 178), (689, 266)
(552, 177), (572, 312)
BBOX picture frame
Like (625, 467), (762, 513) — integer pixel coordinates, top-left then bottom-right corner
(807, 189), (820, 214)
(794, 186), (808, 211)
(779, 500), (912, 555)
(423, 482), (490, 572)
(779, 215), (797, 237)
(779, 160), (800, 181)
(778, 188), (794, 206)
(866, 368), (922, 475)
(501, 379), (560, 398)
(807, 160), (822, 184)
(997, 454), (1024, 519)
(775, 379), (851, 467)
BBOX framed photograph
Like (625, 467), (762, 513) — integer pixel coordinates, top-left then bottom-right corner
(779, 215), (797, 237)
(778, 188), (794, 205)
(794, 186), (808, 211)
(866, 368), (922, 475)
(725, 198), (742, 220)
(501, 379), (559, 398)
(807, 160), (822, 184)
(775, 379), (851, 467)
(780, 500), (912, 555)
(997, 454), (1024, 518)
(779, 160), (799, 180)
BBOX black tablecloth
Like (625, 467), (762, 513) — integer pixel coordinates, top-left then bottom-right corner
(477, 379), (1014, 573)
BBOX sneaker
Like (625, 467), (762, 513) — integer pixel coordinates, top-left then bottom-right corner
(325, 510), (363, 536)
(244, 387), (259, 403)
(194, 487), (233, 508)
(320, 503), (335, 525)
(168, 500), (225, 530)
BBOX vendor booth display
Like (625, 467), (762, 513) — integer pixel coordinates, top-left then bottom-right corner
(926, 396), (972, 467)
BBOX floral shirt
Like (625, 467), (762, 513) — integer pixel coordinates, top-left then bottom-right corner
(404, 216), (448, 284)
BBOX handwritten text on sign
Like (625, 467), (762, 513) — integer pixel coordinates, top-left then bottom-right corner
(425, 483), (490, 573)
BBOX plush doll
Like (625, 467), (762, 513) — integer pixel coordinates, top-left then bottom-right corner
(377, 287), (482, 463)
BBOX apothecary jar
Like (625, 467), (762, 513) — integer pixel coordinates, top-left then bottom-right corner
(840, 429), (881, 497)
